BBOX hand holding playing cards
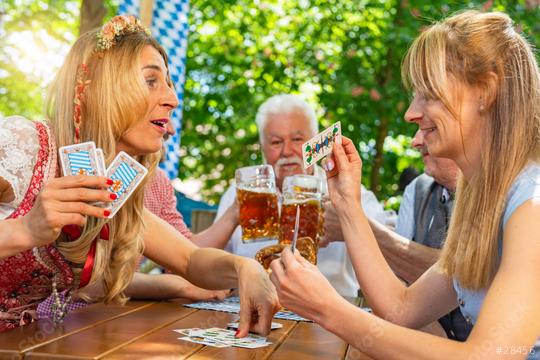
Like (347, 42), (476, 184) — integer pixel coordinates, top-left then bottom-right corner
(324, 136), (362, 213)
(269, 247), (343, 322)
(236, 259), (280, 337)
(21, 175), (115, 247)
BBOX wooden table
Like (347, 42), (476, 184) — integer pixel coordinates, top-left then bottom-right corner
(0, 300), (372, 359)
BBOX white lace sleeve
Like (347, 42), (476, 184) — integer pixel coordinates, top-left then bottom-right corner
(0, 116), (40, 219)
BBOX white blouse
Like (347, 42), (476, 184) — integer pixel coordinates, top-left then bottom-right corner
(0, 116), (40, 219)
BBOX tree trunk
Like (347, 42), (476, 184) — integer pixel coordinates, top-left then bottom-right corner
(140, 0), (155, 28)
(369, 2), (405, 196)
(369, 116), (389, 195)
(525, 0), (539, 9)
(79, 0), (106, 35)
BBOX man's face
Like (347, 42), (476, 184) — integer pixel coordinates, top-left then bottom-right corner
(261, 111), (315, 189)
(412, 129), (459, 190)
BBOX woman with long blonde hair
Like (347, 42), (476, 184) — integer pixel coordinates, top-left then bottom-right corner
(270, 10), (540, 358)
(0, 15), (278, 334)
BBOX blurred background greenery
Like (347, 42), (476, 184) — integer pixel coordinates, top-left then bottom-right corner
(1, 0), (538, 209)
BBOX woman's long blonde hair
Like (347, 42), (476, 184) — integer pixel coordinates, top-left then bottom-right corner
(45, 28), (170, 303)
(402, 11), (540, 289)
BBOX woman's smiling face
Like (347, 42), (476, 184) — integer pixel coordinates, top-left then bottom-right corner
(404, 79), (486, 177)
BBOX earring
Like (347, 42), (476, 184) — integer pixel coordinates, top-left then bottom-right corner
(479, 104), (485, 112)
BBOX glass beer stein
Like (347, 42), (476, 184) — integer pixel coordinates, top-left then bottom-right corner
(235, 165), (280, 242)
(279, 175), (324, 246)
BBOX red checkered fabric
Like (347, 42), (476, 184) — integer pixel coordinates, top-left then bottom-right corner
(144, 168), (192, 239)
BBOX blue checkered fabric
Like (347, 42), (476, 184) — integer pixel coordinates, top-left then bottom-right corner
(118, 0), (140, 16)
(118, 0), (190, 180)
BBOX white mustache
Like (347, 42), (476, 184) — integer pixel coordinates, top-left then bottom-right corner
(275, 157), (303, 167)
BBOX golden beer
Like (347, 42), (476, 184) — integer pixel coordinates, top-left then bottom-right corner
(279, 175), (325, 252)
(237, 188), (280, 242)
(279, 199), (322, 244)
(235, 165), (280, 242)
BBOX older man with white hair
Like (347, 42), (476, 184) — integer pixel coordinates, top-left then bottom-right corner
(211, 94), (391, 297)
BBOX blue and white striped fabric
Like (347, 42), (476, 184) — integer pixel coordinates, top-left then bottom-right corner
(110, 162), (138, 197)
(118, 0), (190, 180)
(68, 151), (95, 175)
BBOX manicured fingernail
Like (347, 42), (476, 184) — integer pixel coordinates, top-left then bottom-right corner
(234, 329), (240, 337)
(109, 193), (117, 200)
(106, 179), (114, 185)
(326, 159), (334, 171)
(104, 210), (111, 217)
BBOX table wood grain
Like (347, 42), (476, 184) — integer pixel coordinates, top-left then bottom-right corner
(0, 300), (373, 360)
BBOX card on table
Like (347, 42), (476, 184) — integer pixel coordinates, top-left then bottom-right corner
(191, 328), (271, 349)
(302, 121), (341, 169)
(175, 327), (271, 349)
(183, 296), (312, 322)
(174, 328), (202, 336)
(227, 322), (283, 330)
(178, 336), (231, 348)
(105, 151), (148, 218)
(59, 141), (101, 177)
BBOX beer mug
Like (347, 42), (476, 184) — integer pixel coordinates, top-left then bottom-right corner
(279, 175), (324, 246)
(235, 165), (280, 242)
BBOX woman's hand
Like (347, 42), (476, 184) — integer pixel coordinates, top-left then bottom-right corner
(269, 247), (343, 322)
(21, 175), (114, 247)
(182, 286), (231, 302)
(322, 136), (363, 213)
(236, 259), (280, 337)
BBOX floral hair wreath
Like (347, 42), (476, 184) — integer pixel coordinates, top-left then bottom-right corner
(96, 15), (151, 52)
(73, 15), (151, 143)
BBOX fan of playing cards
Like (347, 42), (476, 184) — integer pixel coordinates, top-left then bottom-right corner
(174, 327), (272, 348)
(59, 141), (148, 218)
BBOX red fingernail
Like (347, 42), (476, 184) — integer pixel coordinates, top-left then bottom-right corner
(234, 329), (240, 337)
(104, 210), (111, 217)
(109, 193), (117, 200)
(106, 179), (114, 185)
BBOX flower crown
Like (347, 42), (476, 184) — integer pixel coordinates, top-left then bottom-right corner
(96, 15), (151, 52)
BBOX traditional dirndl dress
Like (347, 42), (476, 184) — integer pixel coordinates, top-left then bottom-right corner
(0, 117), (74, 331)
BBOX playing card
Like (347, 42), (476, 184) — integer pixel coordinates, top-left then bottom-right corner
(189, 328), (271, 349)
(231, 340), (272, 349)
(183, 296), (312, 322)
(105, 151), (148, 218)
(59, 142), (100, 177)
(178, 336), (231, 348)
(95, 148), (106, 176)
(227, 322), (283, 330)
(173, 328), (202, 336)
(302, 121), (341, 169)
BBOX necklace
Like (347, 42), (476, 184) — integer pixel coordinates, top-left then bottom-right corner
(50, 280), (73, 324)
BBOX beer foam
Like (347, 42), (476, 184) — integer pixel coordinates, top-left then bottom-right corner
(237, 184), (276, 194)
(292, 176), (320, 189)
(282, 197), (320, 205)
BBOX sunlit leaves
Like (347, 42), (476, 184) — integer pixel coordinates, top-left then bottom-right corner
(182, 0), (539, 204)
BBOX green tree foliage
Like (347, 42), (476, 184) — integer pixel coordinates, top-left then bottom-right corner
(182, 0), (539, 205)
(1, 1), (538, 206)
(0, 0), (79, 118)
(0, 0), (115, 118)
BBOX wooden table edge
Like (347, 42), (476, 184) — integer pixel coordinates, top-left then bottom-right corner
(20, 301), (156, 355)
